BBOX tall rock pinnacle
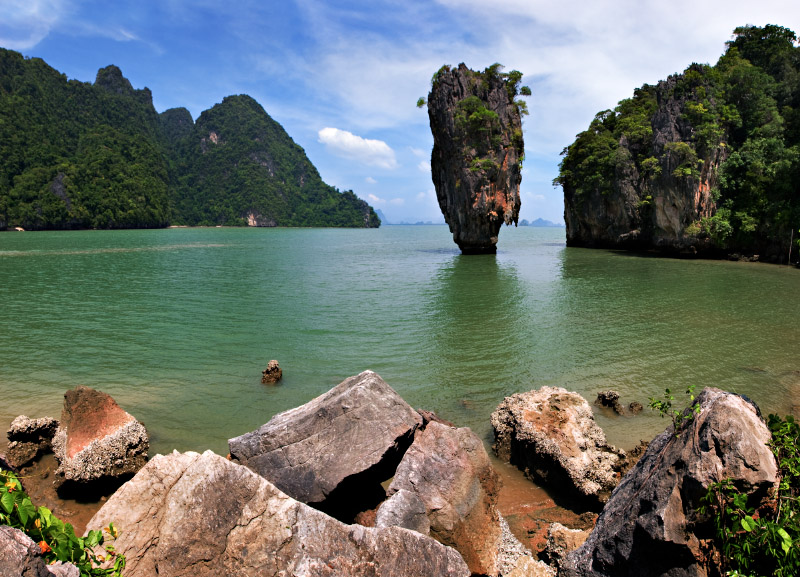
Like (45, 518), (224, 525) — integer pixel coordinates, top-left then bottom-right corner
(426, 63), (527, 254)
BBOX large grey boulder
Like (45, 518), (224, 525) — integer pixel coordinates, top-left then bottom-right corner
(491, 386), (624, 508)
(52, 385), (149, 496)
(229, 370), (422, 516)
(0, 526), (79, 577)
(380, 421), (505, 576)
(87, 450), (470, 577)
(562, 388), (779, 577)
(6, 415), (59, 469)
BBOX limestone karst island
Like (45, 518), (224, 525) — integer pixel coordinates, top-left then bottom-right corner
(1, 16), (800, 577)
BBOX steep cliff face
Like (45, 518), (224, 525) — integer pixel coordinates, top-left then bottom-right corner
(563, 74), (724, 256)
(427, 64), (525, 254)
(558, 26), (800, 262)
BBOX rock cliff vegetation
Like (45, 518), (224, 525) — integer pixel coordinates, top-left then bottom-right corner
(0, 49), (379, 230)
(556, 25), (800, 262)
(423, 63), (528, 253)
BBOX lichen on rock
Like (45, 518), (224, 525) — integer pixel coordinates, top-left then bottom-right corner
(425, 63), (527, 254)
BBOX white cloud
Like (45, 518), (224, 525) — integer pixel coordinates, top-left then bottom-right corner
(318, 127), (398, 169)
(0, 0), (68, 50)
(417, 160), (431, 172)
(409, 147), (426, 157)
(365, 176), (377, 184)
(367, 193), (405, 206)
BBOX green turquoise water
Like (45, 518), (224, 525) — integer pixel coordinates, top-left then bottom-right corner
(1, 226), (798, 455)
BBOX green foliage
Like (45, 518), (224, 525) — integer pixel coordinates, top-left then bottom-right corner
(0, 469), (125, 576)
(0, 48), (379, 230)
(416, 97), (426, 108)
(699, 414), (800, 577)
(663, 141), (702, 179)
(648, 384), (701, 436)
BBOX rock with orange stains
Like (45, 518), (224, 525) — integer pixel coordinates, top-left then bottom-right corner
(426, 63), (525, 254)
(560, 73), (733, 258)
(52, 386), (148, 496)
(491, 387), (624, 510)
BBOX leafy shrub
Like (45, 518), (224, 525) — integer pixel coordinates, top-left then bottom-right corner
(0, 469), (125, 576)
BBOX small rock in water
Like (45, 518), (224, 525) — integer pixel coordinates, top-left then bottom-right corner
(261, 359), (282, 383)
(628, 401), (643, 414)
(595, 390), (624, 415)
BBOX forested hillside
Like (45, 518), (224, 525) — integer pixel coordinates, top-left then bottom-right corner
(0, 49), (379, 230)
(556, 25), (800, 261)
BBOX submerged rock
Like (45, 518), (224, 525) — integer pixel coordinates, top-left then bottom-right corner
(260, 359), (282, 383)
(426, 63), (526, 253)
(595, 390), (624, 415)
(491, 387), (625, 509)
(229, 370), (422, 520)
(6, 415), (58, 469)
(52, 386), (149, 496)
(87, 450), (470, 577)
(562, 388), (779, 577)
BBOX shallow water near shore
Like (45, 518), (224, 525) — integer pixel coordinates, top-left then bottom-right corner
(1, 225), (799, 459)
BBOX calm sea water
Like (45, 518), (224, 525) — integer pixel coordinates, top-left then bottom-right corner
(1, 226), (798, 455)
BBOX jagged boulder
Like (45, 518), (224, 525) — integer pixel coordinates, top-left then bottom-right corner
(426, 63), (525, 253)
(0, 526), (79, 577)
(491, 387), (625, 509)
(52, 386), (149, 496)
(6, 415), (58, 469)
(562, 388), (779, 577)
(379, 421), (505, 575)
(87, 450), (470, 577)
(229, 370), (422, 518)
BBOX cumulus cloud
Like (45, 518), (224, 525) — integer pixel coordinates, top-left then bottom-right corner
(0, 0), (68, 50)
(367, 193), (405, 206)
(365, 176), (377, 184)
(417, 160), (431, 172)
(318, 127), (398, 169)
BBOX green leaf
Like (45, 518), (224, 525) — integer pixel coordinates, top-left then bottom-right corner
(741, 515), (755, 532)
(18, 497), (35, 526)
(0, 491), (13, 514)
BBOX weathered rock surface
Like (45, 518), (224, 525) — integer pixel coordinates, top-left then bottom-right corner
(491, 387), (625, 509)
(541, 522), (591, 572)
(261, 359), (282, 383)
(229, 370), (422, 518)
(6, 415), (59, 468)
(52, 386), (149, 495)
(0, 526), (79, 577)
(595, 391), (623, 415)
(562, 388), (779, 577)
(497, 515), (555, 577)
(427, 63), (525, 253)
(374, 488), (431, 534)
(88, 450), (470, 577)
(381, 421), (503, 575)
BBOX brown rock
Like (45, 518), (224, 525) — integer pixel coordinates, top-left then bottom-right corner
(87, 450), (470, 577)
(427, 63), (525, 254)
(541, 522), (591, 571)
(0, 526), (79, 577)
(491, 387), (624, 509)
(562, 388), (779, 577)
(261, 359), (282, 383)
(6, 415), (59, 469)
(595, 390), (624, 415)
(381, 421), (504, 575)
(52, 386), (148, 496)
(229, 370), (422, 520)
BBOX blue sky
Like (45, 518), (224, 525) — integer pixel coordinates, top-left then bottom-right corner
(2, 1), (799, 224)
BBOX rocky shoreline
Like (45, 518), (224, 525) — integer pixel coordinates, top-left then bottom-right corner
(1, 372), (782, 576)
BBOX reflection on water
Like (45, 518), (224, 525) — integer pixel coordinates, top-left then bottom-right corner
(0, 226), (797, 456)
(421, 254), (528, 438)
